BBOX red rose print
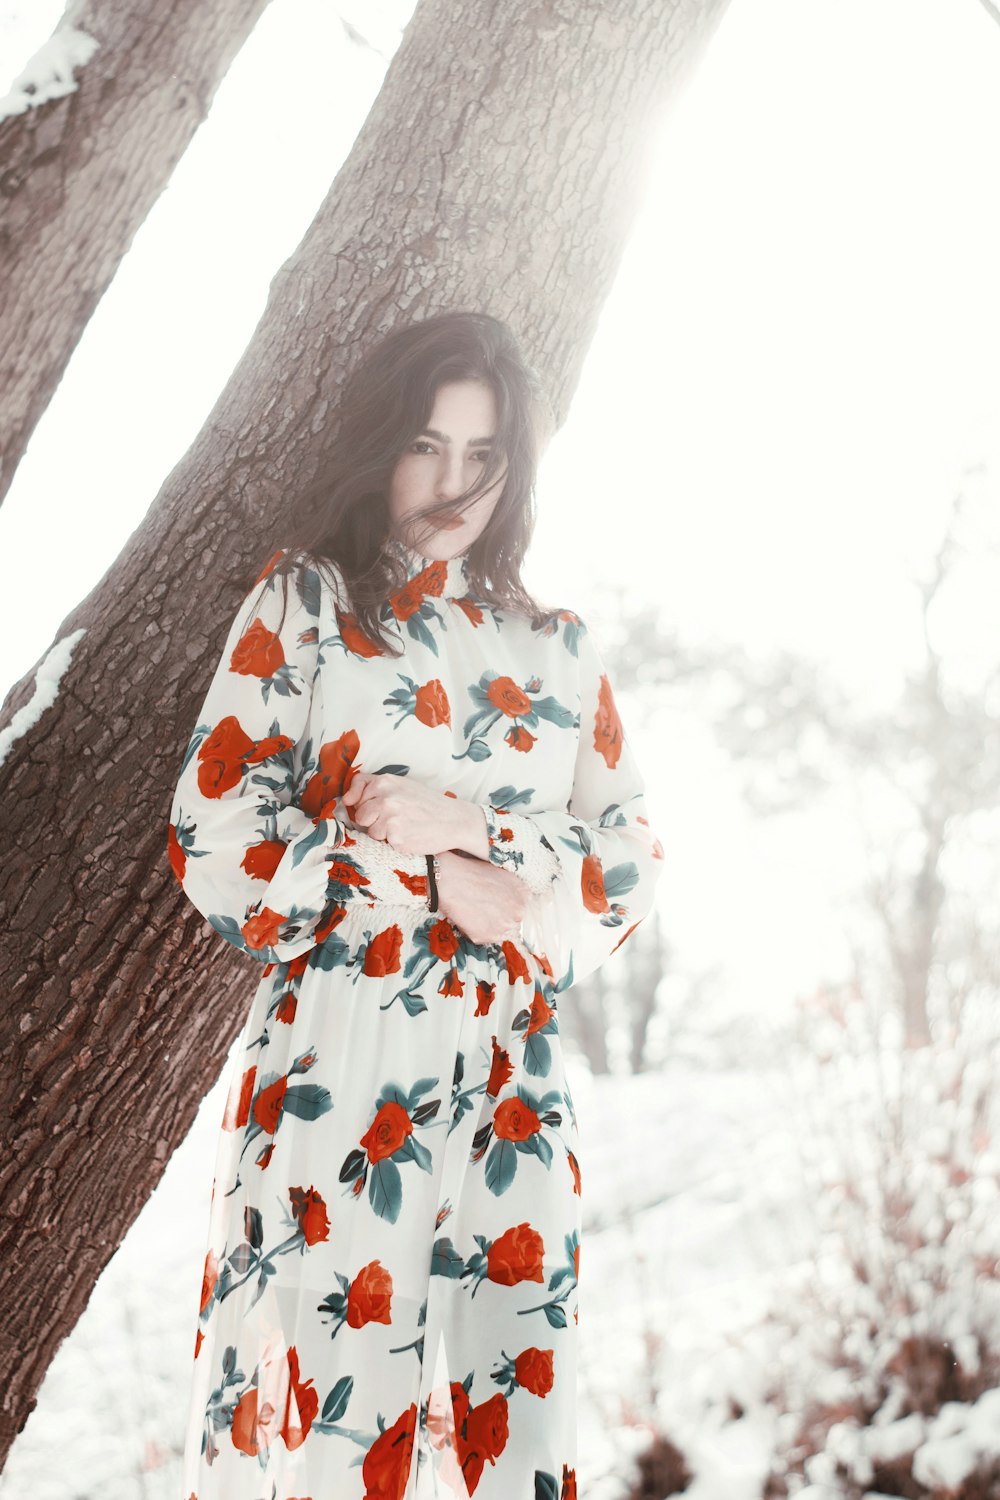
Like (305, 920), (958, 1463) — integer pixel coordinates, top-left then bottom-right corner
(561, 1464), (578, 1500)
(222, 1064), (257, 1130)
(230, 1388), (260, 1456)
(200, 1249), (219, 1314)
(414, 679), (451, 727)
(486, 1223), (545, 1286)
(389, 561), (447, 621)
(275, 990), (297, 1023)
(395, 866), (429, 898)
(279, 1345), (319, 1450)
(439, 968), (464, 997)
(474, 979), (495, 1016)
(514, 1347), (554, 1397)
(336, 607), (384, 658)
(241, 837), (287, 881)
(580, 852), (609, 914)
(242, 906), (287, 951)
(230, 617), (286, 680)
(567, 1151), (582, 1195)
(244, 732), (293, 765)
(362, 1402), (417, 1496)
(300, 728), (362, 819)
(501, 941), (530, 984)
(289, 1184), (330, 1245)
(486, 1039), (513, 1098)
(167, 823), (186, 882)
(506, 724), (536, 752)
(428, 918), (459, 962)
(454, 596), (484, 625)
(253, 1075), (288, 1134)
(389, 581), (424, 622)
(197, 714), (256, 797)
(525, 989), (554, 1036)
(327, 858), (372, 889)
(364, 924), (403, 977)
(493, 1097), (542, 1142)
(346, 1259), (393, 1328)
(593, 673), (624, 768)
(465, 1392), (509, 1467)
(360, 1099), (414, 1163)
(486, 676), (532, 717)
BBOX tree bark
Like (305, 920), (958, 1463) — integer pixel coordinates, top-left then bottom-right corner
(0, 0), (733, 1458)
(0, 0), (273, 506)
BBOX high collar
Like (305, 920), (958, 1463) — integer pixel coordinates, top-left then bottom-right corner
(382, 535), (473, 595)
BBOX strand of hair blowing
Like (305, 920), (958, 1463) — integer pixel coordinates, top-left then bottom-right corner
(240, 309), (560, 658)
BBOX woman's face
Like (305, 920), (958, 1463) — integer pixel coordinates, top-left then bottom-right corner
(387, 379), (508, 558)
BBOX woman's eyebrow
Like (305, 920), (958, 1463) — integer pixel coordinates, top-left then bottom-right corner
(420, 428), (495, 446)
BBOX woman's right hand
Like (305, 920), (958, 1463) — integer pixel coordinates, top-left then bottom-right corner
(434, 850), (530, 946)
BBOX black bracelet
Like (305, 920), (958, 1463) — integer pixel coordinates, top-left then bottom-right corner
(425, 853), (439, 912)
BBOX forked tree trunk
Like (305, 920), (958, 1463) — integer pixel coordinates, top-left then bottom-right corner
(0, 0), (272, 505)
(0, 0), (733, 1459)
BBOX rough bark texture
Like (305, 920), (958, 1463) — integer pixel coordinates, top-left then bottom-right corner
(0, 0), (733, 1459)
(0, 0), (272, 505)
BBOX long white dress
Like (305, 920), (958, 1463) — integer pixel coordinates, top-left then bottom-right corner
(168, 539), (664, 1500)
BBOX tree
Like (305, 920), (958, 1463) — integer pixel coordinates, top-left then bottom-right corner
(0, 0), (273, 506)
(668, 479), (1000, 1047)
(0, 0), (735, 1458)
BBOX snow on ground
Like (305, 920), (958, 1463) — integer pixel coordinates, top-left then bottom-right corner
(1, 1048), (815, 1499)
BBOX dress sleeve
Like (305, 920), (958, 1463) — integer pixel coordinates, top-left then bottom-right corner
(480, 618), (664, 988)
(167, 550), (430, 965)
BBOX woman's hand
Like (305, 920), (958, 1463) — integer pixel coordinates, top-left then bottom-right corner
(341, 771), (485, 857)
(434, 851), (531, 947)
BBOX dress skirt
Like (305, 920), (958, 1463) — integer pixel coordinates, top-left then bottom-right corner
(180, 900), (582, 1500)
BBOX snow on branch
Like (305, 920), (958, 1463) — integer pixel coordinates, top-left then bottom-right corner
(0, 27), (100, 125)
(0, 629), (86, 770)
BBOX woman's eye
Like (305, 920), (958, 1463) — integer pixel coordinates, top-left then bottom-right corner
(411, 440), (435, 454)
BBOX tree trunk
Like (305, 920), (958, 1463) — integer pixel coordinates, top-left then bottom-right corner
(0, 0), (733, 1458)
(0, 0), (272, 506)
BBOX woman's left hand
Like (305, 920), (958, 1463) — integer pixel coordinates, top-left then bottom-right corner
(341, 771), (472, 855)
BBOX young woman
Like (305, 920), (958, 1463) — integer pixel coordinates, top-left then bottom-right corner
(168, 310), (664, 1499)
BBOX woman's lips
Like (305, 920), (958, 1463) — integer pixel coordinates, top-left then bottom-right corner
(427, 510), (464, 529)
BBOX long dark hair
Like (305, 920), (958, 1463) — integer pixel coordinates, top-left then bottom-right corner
(242, 310), (558, 657)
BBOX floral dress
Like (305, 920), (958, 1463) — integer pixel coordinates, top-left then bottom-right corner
(167, 538), (664, 1500)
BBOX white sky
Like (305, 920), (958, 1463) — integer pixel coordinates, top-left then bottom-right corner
(1, 0), (998, 1021)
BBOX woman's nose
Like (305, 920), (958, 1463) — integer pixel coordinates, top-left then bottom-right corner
(435, 454), (467, 498)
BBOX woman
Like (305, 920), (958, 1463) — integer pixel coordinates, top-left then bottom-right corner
(168, 310), (664, 1499)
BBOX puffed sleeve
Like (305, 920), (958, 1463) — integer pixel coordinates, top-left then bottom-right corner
(480, 617), (664, 989)
(167, 549), (431, 965)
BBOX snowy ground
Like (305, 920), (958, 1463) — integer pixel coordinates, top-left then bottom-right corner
(1, 1047), (815, 1500)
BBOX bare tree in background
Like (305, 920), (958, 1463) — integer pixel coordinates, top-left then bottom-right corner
(669, 479), (1000, 1048)
(0, 0), (274, 506)
(0, 0), (735, 1458)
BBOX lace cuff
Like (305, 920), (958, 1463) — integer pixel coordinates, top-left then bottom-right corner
(481, 805), (560, 896)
